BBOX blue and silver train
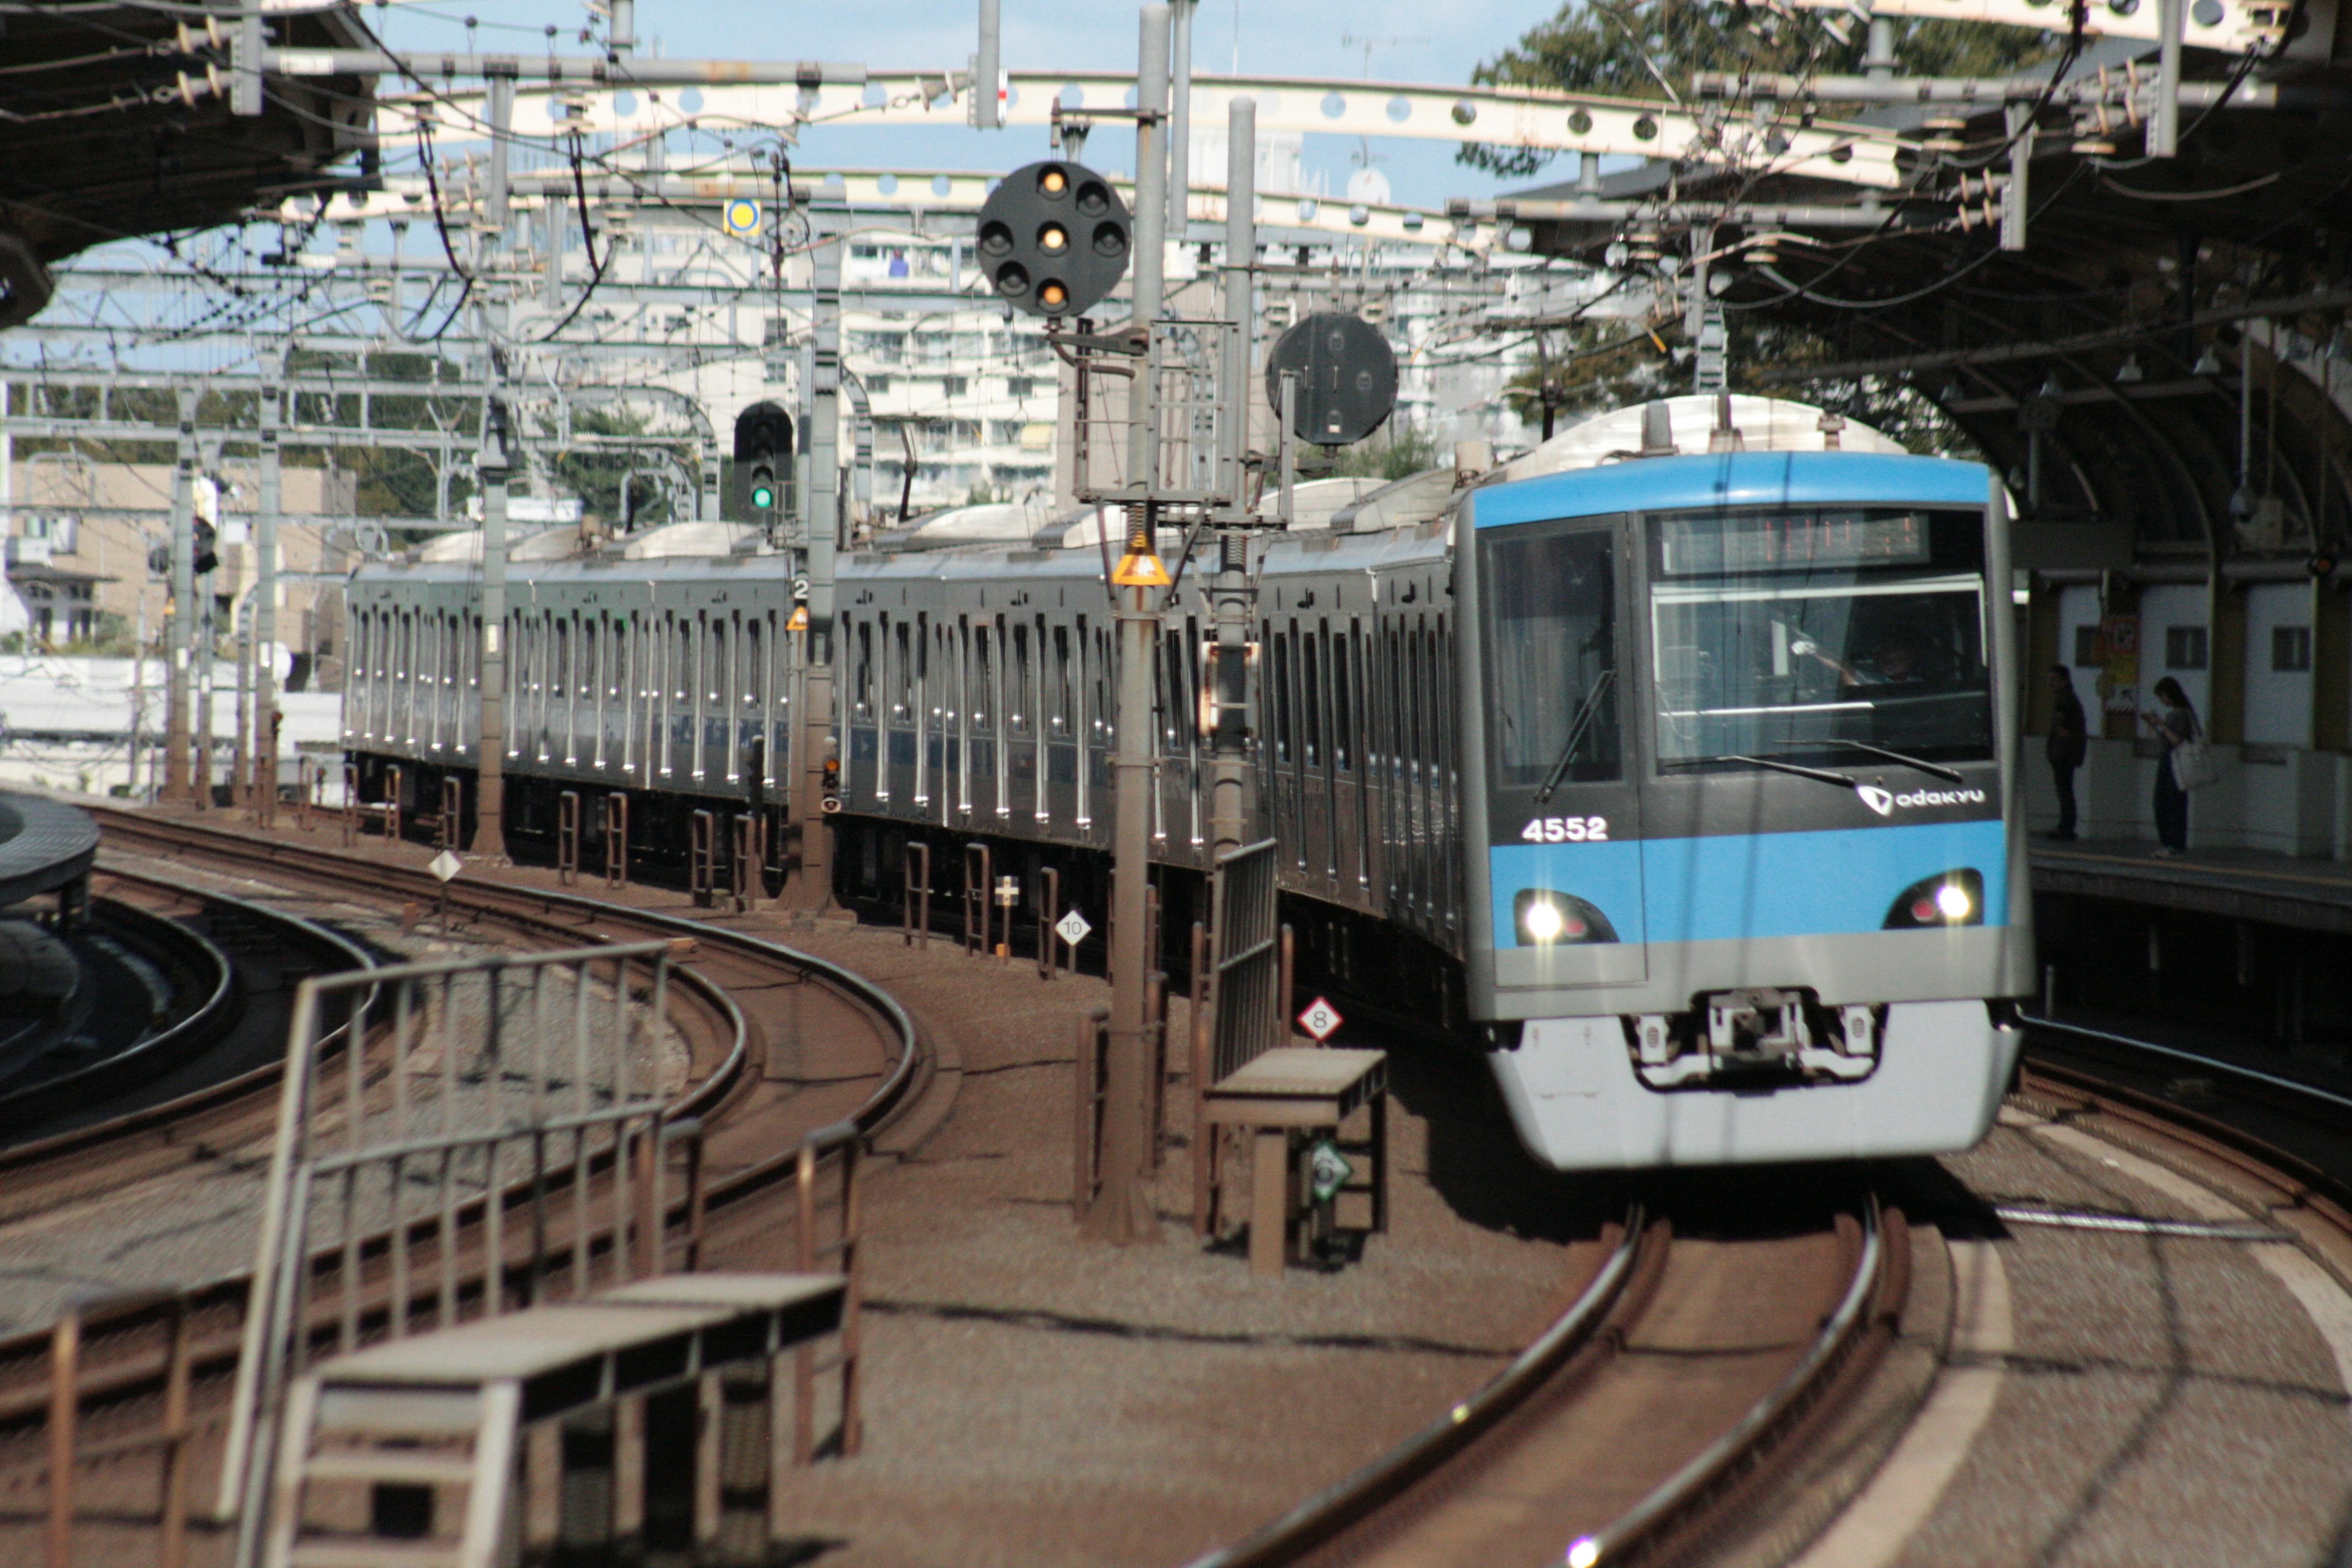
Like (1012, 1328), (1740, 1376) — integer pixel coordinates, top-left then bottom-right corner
(340, 393), (2029, 1170)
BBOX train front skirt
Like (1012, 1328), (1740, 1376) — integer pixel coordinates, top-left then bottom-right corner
(1487, 1001), (2022, 1169)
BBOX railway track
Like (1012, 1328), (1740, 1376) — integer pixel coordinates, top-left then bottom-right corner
(2019, 1016), (2352, 1279)
(0, 805), (925, 1529)
(1188, 1183), (1904, 1568)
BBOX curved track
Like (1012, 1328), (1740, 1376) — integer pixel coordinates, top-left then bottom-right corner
(0, 807), (926, 1483)
(2021, 1016), (2352, 1261)
(1192, 1187), (1905, 1568)
(0, 870), (373, 1150)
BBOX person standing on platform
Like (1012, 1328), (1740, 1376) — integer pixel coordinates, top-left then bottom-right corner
(2141, 676), (2199, 857)
(2046, 665), (2087, 841)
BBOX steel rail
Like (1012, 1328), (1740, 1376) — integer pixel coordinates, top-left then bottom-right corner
(0, 897), (232, 1120)
(2026, 1013), (2352, 1118)
(85, 805), (925, 1137)
(1569, 1193), (1892, 1567)
(0, 870), (374, 1159)
(1186, 1189), (1895, 1568)
(1180, 1204), (1651, 1568)
(2021, 1019), (2352, 1235)
(0, 809), (917, 1469)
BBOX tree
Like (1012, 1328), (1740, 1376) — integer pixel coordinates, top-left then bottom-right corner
(1463, 0), (2055, 178)
(1330, 421), (1447, 481)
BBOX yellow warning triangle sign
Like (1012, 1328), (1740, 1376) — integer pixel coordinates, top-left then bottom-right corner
(1112, 551), (1171, 587)
(787, 604), (810, 631)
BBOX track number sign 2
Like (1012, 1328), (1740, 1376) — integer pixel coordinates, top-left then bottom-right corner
(1521, 815), (1610, 843)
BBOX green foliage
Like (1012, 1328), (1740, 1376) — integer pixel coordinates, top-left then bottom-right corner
(546, 405), (690, 530)
(1329, 421), (1447, 482)
(1462, 1), (2056, 178)
(1504, 314), (1981, 460)
(1507, 323), (1675, 426)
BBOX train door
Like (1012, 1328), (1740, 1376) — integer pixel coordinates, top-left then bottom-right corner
(1300, 621), (1332, 892)
(1331, 620), (1364, 901)
(846, 616), (876, 808)
(1088, 622), (1111, 834)
(1009, 618), (1037, 824)
(889, 616), (915, 806)
(1476, 519), (1643, 981)
(1045, 621), (1076, 824)
(971, 619), (997, 821)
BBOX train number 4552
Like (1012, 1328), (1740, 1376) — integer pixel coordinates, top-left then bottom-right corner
(1521, 815), (1610, 843)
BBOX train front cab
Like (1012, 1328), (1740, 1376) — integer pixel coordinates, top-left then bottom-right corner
(1458, 453), (2034, 1170)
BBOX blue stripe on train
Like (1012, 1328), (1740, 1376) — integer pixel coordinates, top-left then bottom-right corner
(1488, 818), (2010, 946)
(1467, 451), (1992, 530)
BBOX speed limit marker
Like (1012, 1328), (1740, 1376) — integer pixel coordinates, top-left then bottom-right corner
(1297, 996), (1343, 1044)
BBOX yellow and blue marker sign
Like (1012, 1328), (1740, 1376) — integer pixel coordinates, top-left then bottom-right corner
(722, 198), (761, 239)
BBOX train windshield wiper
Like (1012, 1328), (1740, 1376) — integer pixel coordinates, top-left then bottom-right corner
(1769, 741), (1966, 785)
(1534, 669), (1616, 804)
(1662, 754), (1861, 791)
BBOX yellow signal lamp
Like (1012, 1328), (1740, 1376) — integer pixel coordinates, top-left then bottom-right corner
(1039, 224), (1069, 253)
(1040, 167), (1069, 196)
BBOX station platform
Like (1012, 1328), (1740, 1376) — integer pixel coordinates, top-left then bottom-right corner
(2032, 839), (2352, 936)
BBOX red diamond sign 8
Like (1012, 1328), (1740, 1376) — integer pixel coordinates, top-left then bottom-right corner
(1297, 996), (1343, 1044)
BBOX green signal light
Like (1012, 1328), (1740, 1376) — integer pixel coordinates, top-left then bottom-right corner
(752, 484), (775, 510)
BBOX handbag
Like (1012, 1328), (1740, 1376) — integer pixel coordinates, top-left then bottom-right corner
(2170, 733), (2217, 791)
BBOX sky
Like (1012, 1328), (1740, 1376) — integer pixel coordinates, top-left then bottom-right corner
(366, 0), (1575, 207)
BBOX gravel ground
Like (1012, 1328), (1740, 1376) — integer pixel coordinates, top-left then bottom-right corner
(704, 914), (1611, 1568)
(1807, 1109), (2352, 1568)
(36, 813), (2352, 1568)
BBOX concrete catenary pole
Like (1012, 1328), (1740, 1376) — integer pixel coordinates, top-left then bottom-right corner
(973, 0), (1001, 130)
(254, 349), (282, 821)
(1091, 3), (1172, 1246)
(796, 205), (846, 910)
(1210, 94), (1257, 861)
(469, 64), (517, 858)
(1169, 0), (1196, 247)
(164, 388), (196, 803)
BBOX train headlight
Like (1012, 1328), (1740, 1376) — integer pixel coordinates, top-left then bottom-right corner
(1513, 889), (1618, 946)
(1885, 870), (1985, 929)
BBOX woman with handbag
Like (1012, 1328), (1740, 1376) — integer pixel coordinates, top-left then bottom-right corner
(2140, 676), (2205, 856)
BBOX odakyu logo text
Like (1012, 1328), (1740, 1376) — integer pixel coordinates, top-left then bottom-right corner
(1856, 784), (1986, 818)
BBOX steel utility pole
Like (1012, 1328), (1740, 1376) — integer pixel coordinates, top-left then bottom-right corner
(254, 349), (282, 821)
(1170, 0), (1196, 245)
(164, 387), (195, 804)
(796, 205), (846, 911)
(469, 64), (517, 859)
(1091, 3), (1174, 1246)
(1209, 94), (1257, 861)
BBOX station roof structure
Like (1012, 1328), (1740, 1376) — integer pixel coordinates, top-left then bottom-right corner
(0, 2), (379, 326)
(1500, 32), (2352, 570)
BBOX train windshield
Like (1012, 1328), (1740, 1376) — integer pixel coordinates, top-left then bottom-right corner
(1647, 507), (1992, 767)
(1480, 524), (1621, 787)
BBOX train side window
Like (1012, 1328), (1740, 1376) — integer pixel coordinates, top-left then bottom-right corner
(895, 621), (913, 720)
(848, 620), (868, 717)
(1270, 623), (1292, 764)
(1010, 622), (1031, 734)
(1052, 625), (1072, 734)
(1480, 525), (1619, 786)
(972, 625), (992, 731)
(1091, 623), (1112, 743)
(1158, 630), (1180, 745)
(1333, 627), (1354, 773)
(1302, 626), (1322, 769)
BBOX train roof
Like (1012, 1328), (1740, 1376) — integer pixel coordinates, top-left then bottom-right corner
(1466, 450), (1992, 532)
